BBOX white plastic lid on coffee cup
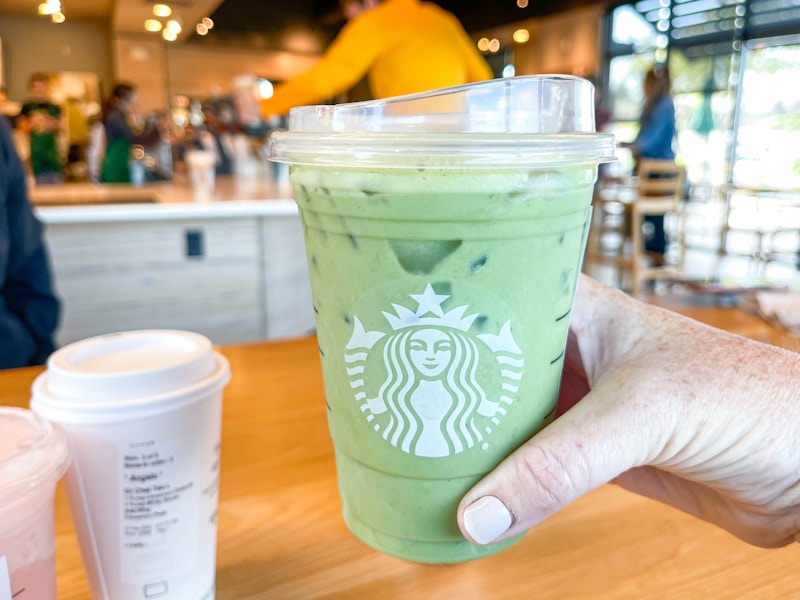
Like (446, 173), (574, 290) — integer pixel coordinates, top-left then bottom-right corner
(0, 407), (70, 508)
(31, 330), (231, 424)
(269, 75), (616, 169)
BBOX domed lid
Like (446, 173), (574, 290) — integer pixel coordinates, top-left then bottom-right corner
(270, 75), (616, 169)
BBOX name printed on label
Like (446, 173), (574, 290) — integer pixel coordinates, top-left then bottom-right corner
(121, 441), (192, 544)
(119, 435), (212, 583)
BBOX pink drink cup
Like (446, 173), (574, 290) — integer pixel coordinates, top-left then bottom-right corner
(0, 407), (70, 600)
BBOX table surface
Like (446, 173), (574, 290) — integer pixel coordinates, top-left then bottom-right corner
(1, 297), (798, 599)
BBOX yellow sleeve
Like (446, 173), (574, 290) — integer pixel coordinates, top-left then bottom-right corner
(260, 14), (388, 117)
(463, 41), (493, 82)
(451, 17), (493, 82)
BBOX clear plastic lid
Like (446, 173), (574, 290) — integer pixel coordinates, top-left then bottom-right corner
(0, 407), (70, 508)
(270, 75), (616, 169)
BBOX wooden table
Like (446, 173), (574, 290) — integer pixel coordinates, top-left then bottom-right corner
(1, 300), (798, 599)
(643, 290), (800, 352)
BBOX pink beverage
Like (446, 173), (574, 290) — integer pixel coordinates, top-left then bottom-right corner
(0, 408), (70, 600)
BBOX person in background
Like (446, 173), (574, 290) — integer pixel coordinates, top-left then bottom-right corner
(18, 73), (65, 185)
(196, 105), (235, 176)
(621, 66), (677, 264)
(100, 83), (161, 183)
(458, 274), (800, 550)
(259, 0), (493, 118)
(0, 116), (60, 369)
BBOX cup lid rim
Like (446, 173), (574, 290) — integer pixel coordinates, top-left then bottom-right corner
(270, 131), (617, 168)
(0, 407), (70, 505)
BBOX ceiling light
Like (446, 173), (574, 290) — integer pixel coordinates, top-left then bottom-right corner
(163, 29), (178, 41)
(38, 0), (60, 15)
(145, 19), (163, 32)
(201, 17), (214, 29)
(488, 38), (501, 53)
(512, 28), (530, 43)
(52, 11), (65, 23)
(196, 23), (208, 35)
(165, 19), (182, 33)
(477, 37), (490, 52)
(153, 4), (171, 17)
(517, 0), (529, 7)
(257, 79), (274, 99)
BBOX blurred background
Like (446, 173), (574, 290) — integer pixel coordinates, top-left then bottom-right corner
(1, 0), (798, 194)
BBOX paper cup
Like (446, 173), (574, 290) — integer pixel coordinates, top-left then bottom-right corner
(185, 150), (216, 201)
(31, 330), (230, 600)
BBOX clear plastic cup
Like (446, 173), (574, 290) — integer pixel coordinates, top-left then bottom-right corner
(270, 75), (615, 563)
(0, 407), (70, 600)
(30, 330), (230, 600)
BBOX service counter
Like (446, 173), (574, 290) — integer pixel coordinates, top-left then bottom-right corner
(31, 175), (315, 347)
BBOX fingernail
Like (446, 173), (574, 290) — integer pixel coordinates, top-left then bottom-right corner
(463, 495), (513, 545)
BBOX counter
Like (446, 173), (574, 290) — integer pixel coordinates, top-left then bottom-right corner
(31, 175), (315, 347)
(31, 174), (297, 221)
(1, 298), (798, 598)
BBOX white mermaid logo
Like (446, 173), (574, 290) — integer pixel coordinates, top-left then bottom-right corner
(345, 284), (524, 457)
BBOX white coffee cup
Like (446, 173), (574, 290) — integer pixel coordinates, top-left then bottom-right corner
(185, 150), (216, 201)
(31, 330), (230, 600)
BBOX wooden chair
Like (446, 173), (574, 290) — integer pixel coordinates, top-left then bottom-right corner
(586, 158), (685, 294)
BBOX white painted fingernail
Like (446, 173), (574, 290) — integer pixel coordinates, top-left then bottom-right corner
(463, 495), (513, 545)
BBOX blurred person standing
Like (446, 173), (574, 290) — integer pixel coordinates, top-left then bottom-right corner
(629, 66), (676, 161)
(259, 0), (493, 118)
(196, 105), (235, 176)
(100, 83), (161, 183)
(623, 66), (677, 263)
(18, 73), (65, 185)
(0, 115), (60, 368)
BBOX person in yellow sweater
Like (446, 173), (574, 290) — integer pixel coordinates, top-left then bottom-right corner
(260, 0), (493, 117)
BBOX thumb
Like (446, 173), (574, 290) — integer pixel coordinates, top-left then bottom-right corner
(457, 383), (667, 546)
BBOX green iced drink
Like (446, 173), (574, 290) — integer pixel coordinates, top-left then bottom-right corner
(271, 76), (615, 563)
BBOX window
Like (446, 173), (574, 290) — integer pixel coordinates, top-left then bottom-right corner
(733, 36), (800, 189)
(602, 1), (800, 190)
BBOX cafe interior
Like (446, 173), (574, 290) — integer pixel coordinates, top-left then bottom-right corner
(1, 0), (799, 598)
(0, 0), (798, 347)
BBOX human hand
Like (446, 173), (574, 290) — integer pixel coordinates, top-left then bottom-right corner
(458, 275), (800, 548)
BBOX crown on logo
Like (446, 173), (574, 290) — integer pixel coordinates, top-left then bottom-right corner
(382, 284), (479, 332)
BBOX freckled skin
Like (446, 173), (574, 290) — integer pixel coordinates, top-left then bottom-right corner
(460, 275), (800, 549)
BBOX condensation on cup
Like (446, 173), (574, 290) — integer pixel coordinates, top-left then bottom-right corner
(31, 330), (230, 600)
(0, 407), (70, 600)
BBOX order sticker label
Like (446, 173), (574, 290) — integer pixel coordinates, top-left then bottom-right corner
(0, 555), (11, 600)
(120, 437), (196, 582)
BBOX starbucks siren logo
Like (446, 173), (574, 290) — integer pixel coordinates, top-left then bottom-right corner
(345, 284), (524, 457)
